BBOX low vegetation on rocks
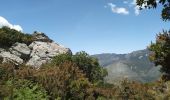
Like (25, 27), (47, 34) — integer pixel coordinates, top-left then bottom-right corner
(0, 26), (33, 47)
(0, 27), (71, 67)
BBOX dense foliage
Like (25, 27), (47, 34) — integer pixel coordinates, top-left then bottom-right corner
(0, 26), (33, 47)
(0, 63), (48, 99)
(34, 61), (94, 99)
(0, 52), (109, 99)
(149, 31), (170, 80)
(136, 0), (170, 21)
(1, 64), (170, 99)
(1, 52), (170, 99)
(50, 51), (108, 83)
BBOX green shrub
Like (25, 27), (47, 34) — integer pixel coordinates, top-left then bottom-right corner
(4, 79), (48, 100)
(0, 26), (33, 47)
(0, 63), (15, 82)
(50, 51), (108, 84)
(35, 61), (94, 99)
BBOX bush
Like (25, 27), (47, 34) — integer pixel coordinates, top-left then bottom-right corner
(149, 31), (170, 81)
(3, 79), (48, 100)
(0, 63), (48, 99)
(35, 61), (94, 99)
(0, 63), (15, 82)
(0, 26), (33, 47)
(51, 51), (108, 83)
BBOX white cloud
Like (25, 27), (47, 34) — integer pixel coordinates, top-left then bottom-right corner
(108, 3), (129, 15)
(0, 16), (23, 32)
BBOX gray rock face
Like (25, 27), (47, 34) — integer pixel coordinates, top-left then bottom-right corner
(26, 41), (71, 67)
(9, 42), (31, 59)
(0, 33), (71, 68)
(0, 49), (23, 65)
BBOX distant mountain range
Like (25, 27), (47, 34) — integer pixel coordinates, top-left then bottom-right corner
(92, 49), (161, 83)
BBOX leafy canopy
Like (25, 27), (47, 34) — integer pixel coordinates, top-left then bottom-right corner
(136, 0), (170, 21)
(136, 0), (170, 80)
(50, 51), (108, 83)
(149, 31), (170, 80)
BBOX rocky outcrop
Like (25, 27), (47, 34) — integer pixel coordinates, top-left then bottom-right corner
(0, 48), (23, 65)
(32, 31), (53, 42)
(27, 41), (71, 67)
(0, 32), (71, 68)
(9, 42), (31, 60)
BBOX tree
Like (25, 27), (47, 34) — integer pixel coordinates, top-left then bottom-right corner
(149, 31), (170, 80)
(50, 51), (108, 83)
(136, 0), (170, 80)
(72, 51), (108, 83)
(136, 0), (170, 21)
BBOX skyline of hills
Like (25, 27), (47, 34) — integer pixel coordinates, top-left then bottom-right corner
(92, 49), (161, 83)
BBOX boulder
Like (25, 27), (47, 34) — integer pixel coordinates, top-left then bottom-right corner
(26, 41), (71, 67)
(9, 42), (31, 59)
(0, 49), (23, 65)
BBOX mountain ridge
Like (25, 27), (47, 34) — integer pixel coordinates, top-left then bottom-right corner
(92, 49), (161, 83)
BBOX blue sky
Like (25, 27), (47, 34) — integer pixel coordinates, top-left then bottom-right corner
(0, 0), (169, 54)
